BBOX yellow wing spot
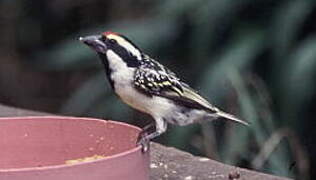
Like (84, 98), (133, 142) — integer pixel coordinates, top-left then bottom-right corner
(162, 81), (171, 85)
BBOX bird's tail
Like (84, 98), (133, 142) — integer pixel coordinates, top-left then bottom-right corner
(216, 111), (249, 126)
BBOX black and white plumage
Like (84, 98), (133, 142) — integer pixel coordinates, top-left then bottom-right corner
(80, 31), (249, 151)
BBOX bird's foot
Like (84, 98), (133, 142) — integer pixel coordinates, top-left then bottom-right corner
(136, 130), (150, 153)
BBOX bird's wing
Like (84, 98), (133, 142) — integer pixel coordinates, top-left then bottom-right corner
(170, 83), (219, 112)
(134, 57), (249, 126)
(134, 58), (218, 113)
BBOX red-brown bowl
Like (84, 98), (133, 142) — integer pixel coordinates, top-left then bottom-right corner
(0, 116), (149, 180)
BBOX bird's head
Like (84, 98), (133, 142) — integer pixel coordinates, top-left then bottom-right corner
(79, 31), (143, 67)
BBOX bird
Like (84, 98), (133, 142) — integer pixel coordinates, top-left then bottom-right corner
(79, 31), (249, 152)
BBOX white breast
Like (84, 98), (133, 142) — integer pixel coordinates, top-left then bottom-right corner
(106, 50), (174, 117)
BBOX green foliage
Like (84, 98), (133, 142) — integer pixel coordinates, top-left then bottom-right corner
(20, 0), (316, 179)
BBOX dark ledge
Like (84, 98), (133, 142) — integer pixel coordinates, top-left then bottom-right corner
(150, 143), (290, 180)
(0, 104), (291, 180)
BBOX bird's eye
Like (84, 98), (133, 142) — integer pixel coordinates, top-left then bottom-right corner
(100, 36), (107, 42)
(109, 39), (117, 44)
(128, 52), (134, 57)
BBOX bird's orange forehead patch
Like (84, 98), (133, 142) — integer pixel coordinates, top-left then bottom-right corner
(103, 31), (118, 36)
(103, 31), (122, 42)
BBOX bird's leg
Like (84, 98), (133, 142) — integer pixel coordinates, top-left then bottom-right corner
(137, 119), (167, 152)
(137, 122), (155, 143)
(136, 122), (155, 153)
(142, 122), (156, 134)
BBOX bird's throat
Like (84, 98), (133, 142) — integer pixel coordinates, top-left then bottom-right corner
(98, 53), (114, 89)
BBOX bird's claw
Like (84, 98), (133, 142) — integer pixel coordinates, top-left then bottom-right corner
(136, 131), (150, 153)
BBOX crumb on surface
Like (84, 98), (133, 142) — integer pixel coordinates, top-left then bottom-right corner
(198, 158), (210, 162)
(184, 176), (193, 180)
(150, 163), (158, 169)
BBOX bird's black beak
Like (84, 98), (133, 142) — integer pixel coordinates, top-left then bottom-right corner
(79, 35), (107, 53)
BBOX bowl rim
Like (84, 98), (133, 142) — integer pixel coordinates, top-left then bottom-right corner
(0, 116), (143, 173)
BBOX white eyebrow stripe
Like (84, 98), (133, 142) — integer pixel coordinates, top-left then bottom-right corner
(107, 34), (142, 60)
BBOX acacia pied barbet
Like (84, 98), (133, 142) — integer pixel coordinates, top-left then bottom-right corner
(80, 31), (249, 152)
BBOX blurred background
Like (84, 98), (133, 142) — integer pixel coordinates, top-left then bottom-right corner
(0, 0), (315, 179)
